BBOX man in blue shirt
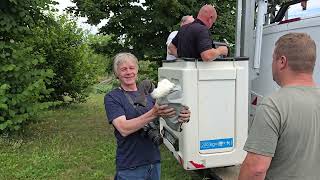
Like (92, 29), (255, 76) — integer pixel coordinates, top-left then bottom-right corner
(104, 52), (191, 180)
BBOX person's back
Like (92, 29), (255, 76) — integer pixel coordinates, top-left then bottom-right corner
(254, 87), (320, 179)
(174, 19), (212, 59)
(168, 5), (228, 61)
(239, 33), (319, 180)
(166, 15), (194, 60)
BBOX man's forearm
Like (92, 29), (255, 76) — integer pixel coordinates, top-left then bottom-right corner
(238, 152), (271, 180)
(113, 107), (158, 137)
(200, 48), (220, 61)
(238, 163), (267, 180)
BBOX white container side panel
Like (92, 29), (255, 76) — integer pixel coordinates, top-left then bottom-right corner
(198, 80), (236, 154)
(251, 15), (320, 97)
(235, 61), (249, 148)
(158, 64), (199, 165)
(159, 61), (248, 170)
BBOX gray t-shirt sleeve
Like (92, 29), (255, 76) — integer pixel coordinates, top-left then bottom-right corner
(244, 98), (281, 157)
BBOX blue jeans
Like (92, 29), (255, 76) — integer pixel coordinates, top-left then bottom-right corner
(115, 163), (161, 180)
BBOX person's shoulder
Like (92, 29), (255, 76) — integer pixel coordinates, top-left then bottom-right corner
(187, 20), (207, 34)
(260, 87), (303, 106)
(169, 31), (178, 36)
(192, 19), (207, 28)
(180, 21), (199, 30)
(272, 86), (316, 97)
(105, 88), (123, 100)
(166, 31), (178, 44)
(259, 90), (283, 108)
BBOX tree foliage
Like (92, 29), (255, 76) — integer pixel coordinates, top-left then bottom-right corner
(86, 34), (114, 74)
(0, 0), (106, 132)
(30, 15), (106, 102)
(69, 0), (237, 59)
(0, 0), (56, 131)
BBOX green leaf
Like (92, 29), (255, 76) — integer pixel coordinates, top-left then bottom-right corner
(13, 125), (20, 130)
(11, 98), (17, 105)
(9, 110), (16, 117)
(0, 20), (5, 26)
(9, 0), (17, 4)
(31, 59), (38, 65)
(0, 84), (10, 91)
(0, 123), (7, 130)
(0, 103), (8, 110)
(19, 11), (26, 17)
(1, 64), (15, 71)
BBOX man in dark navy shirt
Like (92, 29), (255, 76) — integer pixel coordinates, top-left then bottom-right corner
(104, 52), (191, 180)
(168, 5), (228, 61)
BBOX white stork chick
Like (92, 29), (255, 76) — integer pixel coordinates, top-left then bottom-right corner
(151, 79), (175, 99)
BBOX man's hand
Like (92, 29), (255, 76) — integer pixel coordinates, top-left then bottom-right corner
(178, 106), (191, 122)
(155, 104), (176, 118)
(218, 46), (228, 56)
(201, 46), (229, 61)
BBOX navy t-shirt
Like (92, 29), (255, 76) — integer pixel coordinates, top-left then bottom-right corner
(172, 18), (213, 59)
(104, 88), (160, 170)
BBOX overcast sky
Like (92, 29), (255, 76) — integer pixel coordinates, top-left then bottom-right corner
(54, 0), (144, 34)
(55, 0), (107, 34)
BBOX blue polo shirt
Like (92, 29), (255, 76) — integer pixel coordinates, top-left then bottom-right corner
(104, 88), (160, 170)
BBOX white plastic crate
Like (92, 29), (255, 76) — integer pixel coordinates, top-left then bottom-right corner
(159, 58), (248, 170)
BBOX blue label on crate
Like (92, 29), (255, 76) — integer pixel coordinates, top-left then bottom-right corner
(200, 138), (233, 150)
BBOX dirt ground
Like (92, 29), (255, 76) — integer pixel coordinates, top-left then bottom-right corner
(214, 165), (240, 180)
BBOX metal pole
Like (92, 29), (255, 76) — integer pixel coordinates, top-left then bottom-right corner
(253, 0), (268, 70)
(235, 0), (242, 57)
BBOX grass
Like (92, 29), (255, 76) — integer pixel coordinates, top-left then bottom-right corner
(0, 94), (199, 180)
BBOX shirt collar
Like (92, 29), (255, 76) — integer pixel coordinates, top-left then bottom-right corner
(194, 18), (206, 26)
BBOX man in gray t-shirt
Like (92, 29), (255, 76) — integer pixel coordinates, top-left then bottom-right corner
(239, 33), (319, 180)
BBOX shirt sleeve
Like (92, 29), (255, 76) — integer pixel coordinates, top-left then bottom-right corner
(196, 27), (213, 54)
(104, 93), (125, 124)
(171, 31), (179, 47)
(244, 98), (281, 157)
(166, 31), (178, 46)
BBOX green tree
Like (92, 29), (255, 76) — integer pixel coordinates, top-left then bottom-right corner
(86, 34), (114, 73)
(30, 15), (106, 102)
(69, 0), (237, 59)
(0, 0), (56, 131)
(0, 0), (106, 132)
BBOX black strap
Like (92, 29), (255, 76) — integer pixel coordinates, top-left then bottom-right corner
(119, 86), (147, 109)
(121, 88), (135, 106)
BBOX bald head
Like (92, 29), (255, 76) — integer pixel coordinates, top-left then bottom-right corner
(180, 15), (194, 27)
(197, 5), (217, 28)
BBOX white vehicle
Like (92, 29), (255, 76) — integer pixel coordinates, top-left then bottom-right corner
(243, 0), (320, 124)
(158, 0), (320, 176)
